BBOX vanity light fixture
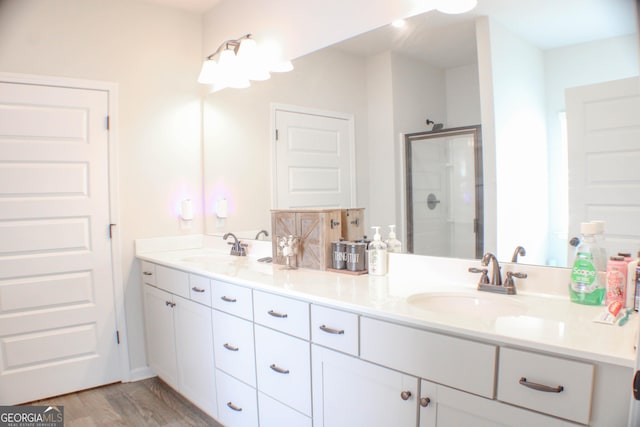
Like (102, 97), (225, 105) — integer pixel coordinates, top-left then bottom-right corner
(198, 34), (293, 92)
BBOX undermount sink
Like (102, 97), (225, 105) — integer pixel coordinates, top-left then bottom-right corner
(407, 292), (527, 318)
(180, 254), (230, 263)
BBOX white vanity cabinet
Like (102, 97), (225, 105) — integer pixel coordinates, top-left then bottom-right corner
(142, 267), (217, 418)
(139, 255), (632, 427)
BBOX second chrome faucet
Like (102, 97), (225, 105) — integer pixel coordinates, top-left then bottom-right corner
(468, 250), (527, 295)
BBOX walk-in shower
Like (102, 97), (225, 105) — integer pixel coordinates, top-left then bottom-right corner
(405, 125), (483, 258)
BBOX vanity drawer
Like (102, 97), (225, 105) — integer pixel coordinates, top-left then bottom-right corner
(212, 309), (256, 387)
(311, 305), (359, 356)
(360, 317), (497, 398)
(216, 369), (258, 427)
(188, 274), (211, 306)
(211, 279), (253, 320)
(253, 290), (310, 340)
(258, 392), (312, 427)
(254, 325), (311, 416)
(155, 265), (189, 298)
(141, 261), (156, 285)
(497, 347), (593, 424)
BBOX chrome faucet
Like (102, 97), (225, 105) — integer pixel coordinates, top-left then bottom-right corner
(511, 246), (526, 263)
(467, 252), (525, 295)
(481, 252), (502, 286)
(223, 232), (247, 256)
(254, 229), (269, 240)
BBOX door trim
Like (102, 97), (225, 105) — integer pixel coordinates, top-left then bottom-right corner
(0, 72), (129, 382)
(270, 103), (357, 209)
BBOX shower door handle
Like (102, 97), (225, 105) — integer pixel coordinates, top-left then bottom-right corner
(427, 193), (441, 210)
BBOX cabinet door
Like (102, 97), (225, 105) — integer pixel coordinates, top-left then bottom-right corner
(143, 284), (178, 389)
(311, 344), (418, 427)
(419, 380), (437, 427)
(174, 297), (217, 418)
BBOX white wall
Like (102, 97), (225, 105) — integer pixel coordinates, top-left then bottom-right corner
(482, 17), (549, 265)
(446, 63), (481, 127)
(365, 52), (395, 234)
(0, 0), (203, 377)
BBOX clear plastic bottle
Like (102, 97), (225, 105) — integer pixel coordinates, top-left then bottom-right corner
(569, 222), (606, 305)
(591, 220), (608, 266)
(367, 226), (388, 276)
(385, 225), (402, 253)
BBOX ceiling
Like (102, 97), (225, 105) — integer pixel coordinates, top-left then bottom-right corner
(141, 0), (220, 13)
(142, 0), (637, 69)
(331, 0), (638, 69)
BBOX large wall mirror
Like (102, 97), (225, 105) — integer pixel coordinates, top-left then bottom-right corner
(203, 0), (639, 267)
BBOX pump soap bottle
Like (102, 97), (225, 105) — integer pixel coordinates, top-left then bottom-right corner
(385, 225), (402, 253)
(569, 222), (606, 305)
(368, 226), (388, 276)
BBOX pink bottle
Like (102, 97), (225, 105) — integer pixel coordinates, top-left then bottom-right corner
(606, 256), (628, 306)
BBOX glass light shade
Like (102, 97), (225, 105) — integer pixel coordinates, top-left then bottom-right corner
(237, 38), (271, 81)
(260, 40), (294, 74)
(218, 48), (250, 89)
(436, 0), (477, 14)
(197, 59), (219, 84)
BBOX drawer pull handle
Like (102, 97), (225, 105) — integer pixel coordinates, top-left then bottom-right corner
(143, 271), (153, 276)
(319, 324), (345, 335)
(226, 402), (243, 412)
(223, 343), (239, 352)
(165, 301), (176, 308)
(221, 296), (237, 303)
(192, 287), (206, 293)
(268, 310), (288, 318)
(519, 377), (564, 393)
(400, 391), (412, 401)
(420, 397), (431, 407)
(270, 364), (290, 374)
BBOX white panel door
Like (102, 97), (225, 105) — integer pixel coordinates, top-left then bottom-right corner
(274, 107), (355, 209)
(566, 77), (640, 259)
(0, 82), (119, 404)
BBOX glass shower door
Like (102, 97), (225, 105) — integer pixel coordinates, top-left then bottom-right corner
(405, 126), (483, 258)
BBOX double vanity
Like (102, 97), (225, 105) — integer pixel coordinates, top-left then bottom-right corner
(136, 235), (637, 426)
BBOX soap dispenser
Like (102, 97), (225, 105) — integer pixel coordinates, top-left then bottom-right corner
(385, 225), (402, 253)
(368, 226), (388, 276)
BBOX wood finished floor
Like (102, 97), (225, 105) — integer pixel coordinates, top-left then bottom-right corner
(27, 377), (224, 427)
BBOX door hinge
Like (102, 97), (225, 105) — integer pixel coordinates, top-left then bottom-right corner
(275, 129), (279, 141)
(109, 223), (116, 238)
(106, 116), (110, 130)
(473, 218), (478, 234)
(116, 330), (120, 344)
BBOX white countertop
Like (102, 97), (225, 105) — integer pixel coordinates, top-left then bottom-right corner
(136, 237), (638, 368)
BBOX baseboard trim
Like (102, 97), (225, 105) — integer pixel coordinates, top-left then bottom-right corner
(128, 367), (155, 382)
